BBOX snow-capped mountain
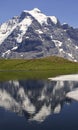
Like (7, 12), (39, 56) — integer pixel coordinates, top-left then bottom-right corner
(0, 8), (78, 61)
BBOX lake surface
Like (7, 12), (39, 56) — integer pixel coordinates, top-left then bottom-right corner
(0, 76), (78, 130)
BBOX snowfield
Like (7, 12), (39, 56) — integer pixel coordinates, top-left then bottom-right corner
(48, 74), (78, 81)
(66, 89), (78, 101)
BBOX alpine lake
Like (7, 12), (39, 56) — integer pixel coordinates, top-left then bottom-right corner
(0, 74), (78, 130)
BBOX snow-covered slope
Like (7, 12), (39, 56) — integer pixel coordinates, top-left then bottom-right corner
(24, 8), (48, 25)
(0, 8), (78, 61)
(23, 8), (58, 25)
(0, 16), (19, 44)
(15, 16), (32, 43)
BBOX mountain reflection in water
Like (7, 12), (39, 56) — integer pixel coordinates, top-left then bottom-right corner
(0, 79), (78, 123)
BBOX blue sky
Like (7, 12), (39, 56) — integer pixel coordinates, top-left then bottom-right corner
(0, 0), (78, 27)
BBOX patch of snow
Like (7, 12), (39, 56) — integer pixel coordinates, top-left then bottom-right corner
(59, 48), (63, 52)
(11, 46), (18, 50)
(66, 52), (75, 60)
(49, 16), (57, 24)
(35, 29), (43, 34)
(68, 38), (71, 42)
(62, 22), (67, 25)
(21, 55), (23, 57)
(66, 89), (78, 101)
(16, 16), (32, 43)
(74, 59), (77, 62)
(48, 74), (78, 81)
(75, 46), (78, 49)
(50, 35), (53, 39)
(44, 27), (49, 30)
(5, 50), (11, 54)
(2, 50), (11, 57)
(16, 34), (22, 43)
(67, 53), (73, 58)
(26, 36), (29, 39)
(2, 53), (5, 58)
(52, 40), (62, 47)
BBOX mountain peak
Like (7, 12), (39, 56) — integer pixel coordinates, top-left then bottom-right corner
(0, 8), (78, 61)
(49, 16), (58, 24)
(23, 8), (41, 14)
(23, 8), (58, 25)
(32, 8), (41, 13)
(26, 8), (48, 25)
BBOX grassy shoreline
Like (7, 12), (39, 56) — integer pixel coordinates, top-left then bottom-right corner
(0, 56), (78, 81)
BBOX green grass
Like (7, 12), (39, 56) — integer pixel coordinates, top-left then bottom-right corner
(0, 56), (78, 80)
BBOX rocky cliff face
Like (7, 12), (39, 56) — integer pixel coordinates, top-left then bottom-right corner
(0, 8), (78, 61)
